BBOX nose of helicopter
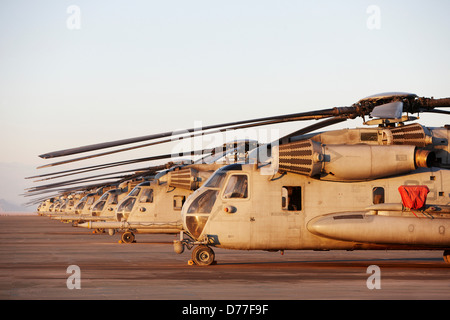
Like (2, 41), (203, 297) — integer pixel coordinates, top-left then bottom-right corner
(181, 189), (218, 240)
(185, 215), (209, 239)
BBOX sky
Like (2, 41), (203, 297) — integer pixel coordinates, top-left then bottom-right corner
(0, 0), (449, 210)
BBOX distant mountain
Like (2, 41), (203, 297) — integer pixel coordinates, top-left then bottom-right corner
(0, 162), (37, 213)
(0, 198), (33, 213)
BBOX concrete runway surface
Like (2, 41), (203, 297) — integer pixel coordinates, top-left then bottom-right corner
(0, 215), (449, 300)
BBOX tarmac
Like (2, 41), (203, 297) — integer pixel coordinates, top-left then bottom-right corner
(1, 214), (449, 301)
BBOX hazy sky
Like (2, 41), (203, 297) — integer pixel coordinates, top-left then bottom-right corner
(1, 0), (449, 208)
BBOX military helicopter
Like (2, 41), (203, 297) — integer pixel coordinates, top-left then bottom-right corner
(89, 180), (140, 221)
(36, 198), (55, 215)
(170, 92), (450, 265)
(31, 92), (450, 265)
(77, 140), (258, 243)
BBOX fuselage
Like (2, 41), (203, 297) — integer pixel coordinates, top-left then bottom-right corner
(182, 163), (450, 251)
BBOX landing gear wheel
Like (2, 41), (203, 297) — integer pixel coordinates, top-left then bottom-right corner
(443, 250), (450, 264)
(121, 231), (135, 244)
(191, 245), (215, 266)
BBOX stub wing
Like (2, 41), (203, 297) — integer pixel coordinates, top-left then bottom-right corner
(307, 209), (450, 247)
(77, 220), (183, 233)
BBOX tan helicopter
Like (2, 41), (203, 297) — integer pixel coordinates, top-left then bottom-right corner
(171, 92), (450, 265)
(36, 198), (55, 215)
(30, 92), (450, 265)
(77, 141), (258, 243)
(89, 180), (141, 222)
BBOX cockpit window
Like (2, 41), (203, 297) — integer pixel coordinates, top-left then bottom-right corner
(204, 171), (227, 188)
(187, 190), (218, 214)
(117, 197), (136, 213)
(76, 200), (86, 210)
(98, 193), (109, 202)
(92, 200), (106, 212)
(129, 187), (141, 197)
(223, 174), (248, 199)
(204, 164), (243, 188)
(139, 188), (153, 203)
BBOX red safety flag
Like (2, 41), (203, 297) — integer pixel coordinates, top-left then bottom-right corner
(398, 185), (430, 210)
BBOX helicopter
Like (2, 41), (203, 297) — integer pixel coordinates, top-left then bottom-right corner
(31, 92), (450, 265)
(76, 140), (259, 243)
(36, 198), (55, 215)
(171, 92), (450, 265)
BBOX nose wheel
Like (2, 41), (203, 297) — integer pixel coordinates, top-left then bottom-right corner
(190, 245), (215, 266)
(119, 231), (135, 244)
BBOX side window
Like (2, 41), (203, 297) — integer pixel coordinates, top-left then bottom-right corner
(173, 195), (186, 210)
(372, 187), (385, 204)
(139, 188), (153, 203)
(282, 186), (302, 211)
(223, 175), (248, 199)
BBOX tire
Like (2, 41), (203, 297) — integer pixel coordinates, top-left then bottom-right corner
(192, 245), (215, 266)
(121, 231), (135, 244)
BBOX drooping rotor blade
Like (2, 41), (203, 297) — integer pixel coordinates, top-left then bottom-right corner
(32, 167), (137, 183)
(37, 94), (450, 160)
(24, 181), (119, 198)
(38, 107), (358, 159)
(36, 115), (321, 167)
(245, 117), (348, 164)
(417, 97), (450, 109)
(26, 175), (127, 193)
(30, 147), (212, 180)
(32, 163), (168, 183)
(278, 116), (348, 142)
(39, 114), (338, 168)
(420, 109), (450, 116)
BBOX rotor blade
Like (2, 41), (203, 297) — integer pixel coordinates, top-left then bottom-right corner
(24, 181), (120, 198)
(36, 116), (302, 167)
(420, 108), (450, 116)
(26, 175), (127, 193)
(37, 146), (212, 170)
(38, 107), (357, 159)
(278, 116), (348, 142)
(32, 163), (168, 183)
(418, 97), (450, 109)
(29, 147), (212, 181)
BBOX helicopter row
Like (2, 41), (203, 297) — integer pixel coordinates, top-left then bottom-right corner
(30, 92), (450, 265)
(35, 140), (259, 244)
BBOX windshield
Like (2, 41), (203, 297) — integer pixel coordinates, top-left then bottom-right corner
(204, 171), (227, 188)
(117, 197), (136, 213)
(98, 193), (109, 202)
(203, 164), (242, 188)
(92, 200), (106, 212)
(187, 190), (218, 214)
(128, 187), (141, 197)
(75, 199), (86, 210)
